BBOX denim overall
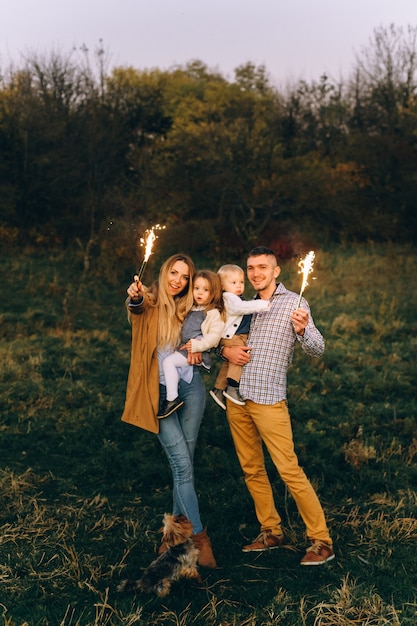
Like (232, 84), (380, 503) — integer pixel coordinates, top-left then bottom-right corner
(179, 309), (211, 369)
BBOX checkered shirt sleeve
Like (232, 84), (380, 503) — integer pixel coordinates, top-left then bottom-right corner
(239, 283), (325, 404)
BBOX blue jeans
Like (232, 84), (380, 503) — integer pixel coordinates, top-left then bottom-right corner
(157, 370), (206, 534)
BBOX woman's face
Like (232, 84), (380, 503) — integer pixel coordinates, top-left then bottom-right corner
(166, 260), (191, 297)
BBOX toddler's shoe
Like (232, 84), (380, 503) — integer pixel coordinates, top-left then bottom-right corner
(209, 388), (226, 410)
(223, 386), (245, 406)
(157, 397), (184, 419)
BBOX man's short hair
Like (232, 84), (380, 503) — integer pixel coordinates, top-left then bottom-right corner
(248, 246), (277, 261)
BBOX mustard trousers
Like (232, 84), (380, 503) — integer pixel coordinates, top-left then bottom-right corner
(226, 398), (332, 544)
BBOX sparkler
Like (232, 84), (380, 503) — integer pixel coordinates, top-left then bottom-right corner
(136, 224), (166, 282)
(296, 250), (315, 309)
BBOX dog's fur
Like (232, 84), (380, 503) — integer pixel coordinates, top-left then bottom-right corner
(117, 513), (201, 597)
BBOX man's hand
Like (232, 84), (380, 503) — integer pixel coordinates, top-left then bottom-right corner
(291, 308), (308, 336)
(223, 345), (251, 366)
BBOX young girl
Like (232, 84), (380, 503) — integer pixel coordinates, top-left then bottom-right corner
(158, 270), (225, 419)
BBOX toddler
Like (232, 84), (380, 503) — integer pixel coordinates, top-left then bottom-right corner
(209, 264), (269, 409)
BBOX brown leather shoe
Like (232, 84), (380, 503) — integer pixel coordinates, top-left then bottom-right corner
(192, 529), (217, 568)
(242, 530), (285, 552)
(300, 540), (335, 565)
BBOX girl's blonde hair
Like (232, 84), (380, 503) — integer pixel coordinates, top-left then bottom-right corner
(194, 270), (226, 320)
(155, 254), (195, 348)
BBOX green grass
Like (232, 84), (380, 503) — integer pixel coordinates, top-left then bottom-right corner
(0, 244), (416, 625)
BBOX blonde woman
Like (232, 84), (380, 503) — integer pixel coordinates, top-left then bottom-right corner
(122, 254), (216, 568)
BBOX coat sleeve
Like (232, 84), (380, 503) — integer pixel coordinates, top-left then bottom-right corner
(190, 309), (225, 352)
(121, 305), (160, 433)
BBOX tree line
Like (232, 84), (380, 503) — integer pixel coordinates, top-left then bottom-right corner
(1, 24), (416, 264)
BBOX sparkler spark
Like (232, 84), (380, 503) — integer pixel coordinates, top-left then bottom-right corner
(137, 224), (166, 282)
(296, 250), (315, 308)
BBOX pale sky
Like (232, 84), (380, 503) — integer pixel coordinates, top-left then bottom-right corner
(2, 0), (417, 87)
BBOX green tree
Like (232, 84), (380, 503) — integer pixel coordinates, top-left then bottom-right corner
(131, 62), (291, 255)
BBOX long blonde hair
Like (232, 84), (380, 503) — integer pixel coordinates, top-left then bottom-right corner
(156, 254), (195, 348)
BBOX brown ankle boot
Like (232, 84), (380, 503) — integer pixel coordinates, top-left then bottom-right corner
(192, 528), (217, 568)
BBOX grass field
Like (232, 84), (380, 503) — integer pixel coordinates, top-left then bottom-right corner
(0, 243), (416, 625)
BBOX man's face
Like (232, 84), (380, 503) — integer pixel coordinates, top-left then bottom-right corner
(246, 254), (280, 294)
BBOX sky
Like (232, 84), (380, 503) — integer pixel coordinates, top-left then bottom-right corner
(2, 0), (417, 87)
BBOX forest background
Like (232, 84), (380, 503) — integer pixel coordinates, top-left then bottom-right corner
(0, 23), (417, 626)
(1, 24), (417, 264)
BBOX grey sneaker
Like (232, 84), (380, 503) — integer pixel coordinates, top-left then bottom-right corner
(209, 388), (226, 410)
(223, 386), (245, 406)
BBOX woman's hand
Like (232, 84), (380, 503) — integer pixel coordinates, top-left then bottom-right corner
(179, 341), (202, 365)
(127, 275), (144, 300)
(188, 351), (202, 365)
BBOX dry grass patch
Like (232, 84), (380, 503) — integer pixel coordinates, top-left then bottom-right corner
(305, 575), (402, 625)
(1, 245), (417, 625)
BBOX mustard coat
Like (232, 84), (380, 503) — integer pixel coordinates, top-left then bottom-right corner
(121, 300), (160, 434)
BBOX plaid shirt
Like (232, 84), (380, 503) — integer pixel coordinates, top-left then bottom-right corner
(239, 283), (325, 404)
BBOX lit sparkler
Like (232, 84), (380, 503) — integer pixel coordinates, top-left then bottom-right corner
(137, 224), (166, 282)
(296, 250), (315, 308)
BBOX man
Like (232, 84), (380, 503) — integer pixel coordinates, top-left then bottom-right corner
(221, 246), (334, 565)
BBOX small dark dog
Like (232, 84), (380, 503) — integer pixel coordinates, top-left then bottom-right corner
(117, 513), (201, 597)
